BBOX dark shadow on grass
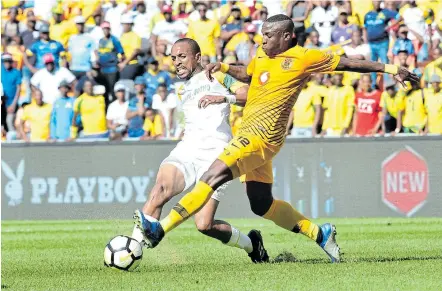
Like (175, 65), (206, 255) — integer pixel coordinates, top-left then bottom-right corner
(270, 252), (442, 265)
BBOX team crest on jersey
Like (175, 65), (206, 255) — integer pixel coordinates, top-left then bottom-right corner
(258, 71), (270, 85)
(281, 58), (293, 70)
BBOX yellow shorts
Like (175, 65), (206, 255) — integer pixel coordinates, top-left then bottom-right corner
(218, 132), (280, 184)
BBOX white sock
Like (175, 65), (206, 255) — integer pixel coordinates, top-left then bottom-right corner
(225, 226), (253, 254)
(132, 225), (144, 243)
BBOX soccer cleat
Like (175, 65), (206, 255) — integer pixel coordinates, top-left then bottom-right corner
(247, 230), (269, 263)
(133, 209), (165, 248)
(318, 223), (340, 263)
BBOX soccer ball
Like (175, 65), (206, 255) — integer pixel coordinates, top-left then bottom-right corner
(104, 235), (143, 271)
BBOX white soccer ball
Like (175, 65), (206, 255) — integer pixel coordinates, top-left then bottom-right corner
(104, 235), (143, 271)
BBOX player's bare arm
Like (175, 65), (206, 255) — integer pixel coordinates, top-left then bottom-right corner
(335, 57), (420, 87)
(206, 63), (251, 84)
(198, 84), (249, 108)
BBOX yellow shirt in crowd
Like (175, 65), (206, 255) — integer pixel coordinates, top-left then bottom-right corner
(424, 88), (442, 134)
(225, 32), (262, 52)
(22, 103), (52, 141)
(423, 57), (442, 84)
(120, 31), (141, 65)
(322, 85), (355, 132)
(292, 83), (322, 128)
(187, 19), (221, 57)
(143, 114), (164, 137)
(402, 89), (427, 131)
(49, 18), (77, 48)
(380, 91), (406, 119)
(74, 94), (107, 135)
(351, 0), (373, 26)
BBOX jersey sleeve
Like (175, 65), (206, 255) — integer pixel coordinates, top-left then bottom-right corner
(225, 35), (237, 52)
(21, 107), (29, 121)
(73, 97), (81, 114)
(212, 71), (247, 93)
(246, 55), (256, 76)
(214, 22), (221, 38)
(303, 49), (341, 74)
(186, 22), (194, 39)
(312, 92), (322, 106)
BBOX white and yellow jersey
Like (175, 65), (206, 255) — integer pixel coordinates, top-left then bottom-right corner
(176, 71), (246, 150)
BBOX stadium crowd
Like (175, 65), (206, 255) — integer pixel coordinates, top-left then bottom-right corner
(1, 0), (441, 142)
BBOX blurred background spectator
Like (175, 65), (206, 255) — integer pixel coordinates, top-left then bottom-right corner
(1, 0), (441, 144)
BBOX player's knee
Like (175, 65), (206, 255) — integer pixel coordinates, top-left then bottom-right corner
(200, 162), (232, 190)
(148, 182), (174, 207)
(195, 217), (213, 235)
(250, 200), (272, 217)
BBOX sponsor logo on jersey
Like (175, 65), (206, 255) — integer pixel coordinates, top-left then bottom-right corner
(258, 71), (270, 85)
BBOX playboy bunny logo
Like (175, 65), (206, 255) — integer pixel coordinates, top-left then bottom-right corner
(1, 159), (25, 206)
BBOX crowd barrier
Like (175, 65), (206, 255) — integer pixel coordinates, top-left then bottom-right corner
(2, 136), (441, 220)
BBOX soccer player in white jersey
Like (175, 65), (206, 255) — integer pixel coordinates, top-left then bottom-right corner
(132, 38), (269, 263)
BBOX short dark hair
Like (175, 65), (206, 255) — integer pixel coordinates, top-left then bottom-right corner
(174, 38), (201, 55)
(265, 14), (294, 33)
(196, 2), (207, 8)
(158, 83), (167, 89)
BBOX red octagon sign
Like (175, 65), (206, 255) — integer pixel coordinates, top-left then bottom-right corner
(381, 147), (429, 217)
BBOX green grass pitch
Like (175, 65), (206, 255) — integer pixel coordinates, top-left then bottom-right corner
(2, 218), (442, 290)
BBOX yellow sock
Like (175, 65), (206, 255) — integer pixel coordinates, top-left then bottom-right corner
(263, 199), (320, 241)
(160, 181), (214, 233)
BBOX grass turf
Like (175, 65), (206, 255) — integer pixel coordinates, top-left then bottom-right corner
(2, 218), (442, 291)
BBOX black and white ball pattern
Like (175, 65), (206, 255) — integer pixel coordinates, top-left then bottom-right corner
(104, 235), (143, 271)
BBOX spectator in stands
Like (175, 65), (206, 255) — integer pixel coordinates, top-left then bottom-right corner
(392, 25), (415, 59)
(331, 11), (357, 44)
(30, 53), (76, 104)
(88, 13), (105, 46)
(286, 78), (322, 138)
(252, 6), (268, 36)
(68, 16), (96, 80)
(424, 74), (442, 134)
(126, 82), (148, 138)
(402, 1), (426, 54)
(381, 80), (404, 134)
(201, 55), (211, 68)
(155, 43), (175, 75)
(104, 0), (127, 38)
(3, 7), (20, 38)
(425, 9), (441, 51)
(20, 16), (39, 102)
(152, 83), (176, 138)
(225, 23), (259, 65)
(49, 5), (76, 48)
(75, 64), (107, 98)
(20, 89), (52, 142)
(151, 5), (187, 57)
(134, 76), (152, 108)
(218, 1), (250, 25)
(97, 21), (125, 105)
(322, 73), (355, 137)
(72, 83), (108, 139)
(402, 82), (427, 134)
(286, 1), (311, 47)
(310, 0), (338, 46)
(220, 5), (243, 45)
(422, 47), (442, 87)
(50, 81), (75, 141)
(364, 0), (399, 86)
(23, 23), (65, 72)
(143, 59), (171, 103)
(119, 15), (142, 80)
(352, 74), (383, 136)
(1, 53), (22, 131)
(187, 2), (221, 63)
(342, 29), (371, 87)
(6, 101), (31, 141)
(305, 30), (325, 49)
(107, 83), (129, 140)
(132, 1), (151, 48)
(142, 108), (165, 140)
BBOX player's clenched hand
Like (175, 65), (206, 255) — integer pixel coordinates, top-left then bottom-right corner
(205, 63), (222, 82)
(394, 66), (420, 88)
(198, 95), (225, 108)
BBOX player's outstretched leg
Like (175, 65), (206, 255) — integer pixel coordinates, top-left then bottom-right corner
(194, 197), (269, 263)
(246, 181), (340, 263)
(135, 159), (234, 248)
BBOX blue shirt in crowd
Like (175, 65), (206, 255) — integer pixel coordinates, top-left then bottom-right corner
(392, 38), (415, 56)
(68, 33), (96, 72)
(97, 35), (124, 74)
(1, 65), (22, 107)
(364, 9), (399, 42)
(127, 96), (146, 138)
(50, 96), (75, 140)
(143, 70), (171, 100)
(28, 39), (65, 69)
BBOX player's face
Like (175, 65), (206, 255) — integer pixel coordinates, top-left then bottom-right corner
(261, 23), (292, 57)
(171, 42), (200, 80)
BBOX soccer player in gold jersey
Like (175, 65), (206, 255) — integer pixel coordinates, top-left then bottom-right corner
(134, 14), (420, 263)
